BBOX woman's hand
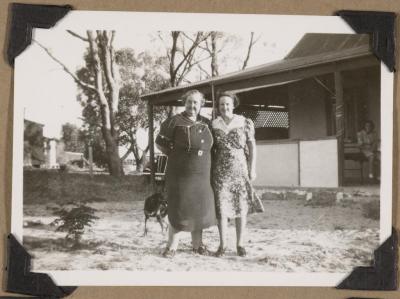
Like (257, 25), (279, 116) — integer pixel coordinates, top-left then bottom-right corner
(249, 168), (256, 181)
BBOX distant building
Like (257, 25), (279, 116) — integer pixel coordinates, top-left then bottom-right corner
(24, 119), (45, 167)
(24, 119), (84, 169)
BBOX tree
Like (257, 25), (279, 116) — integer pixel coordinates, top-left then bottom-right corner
(75, 48), (169, 171)
(35, 30), (123, 176)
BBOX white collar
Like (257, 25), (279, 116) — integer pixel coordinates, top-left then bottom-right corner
(212, 115), (245, 133)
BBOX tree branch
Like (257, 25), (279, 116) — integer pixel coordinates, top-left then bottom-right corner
(242, 32), (258, 70)
(169, 31), (179, 86)
(121, 147), (133, 161)
(34, 39), (97, 92)
(182, 32), (211, 52)
(173, 32), (207, 79)
(66, 30), (89, 42)
(197, 63), (211, 78)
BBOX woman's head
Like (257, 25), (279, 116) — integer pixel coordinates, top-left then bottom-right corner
(364, 120), (375, 132)
(181, 90), (205, 117)
(216, 92), (240, 117)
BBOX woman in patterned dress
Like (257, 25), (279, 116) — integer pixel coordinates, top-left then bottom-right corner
(357, 120), (379, 179)
(155, 90), (216, 258)
(212, 92), (257, 257)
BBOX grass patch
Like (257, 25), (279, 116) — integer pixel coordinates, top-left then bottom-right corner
(23, 170), (158, 204)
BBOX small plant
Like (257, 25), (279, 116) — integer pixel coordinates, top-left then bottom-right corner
(361, 200), (380, 220)
(52, 204), (99, 249)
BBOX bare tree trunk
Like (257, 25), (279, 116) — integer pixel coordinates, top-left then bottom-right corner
(137, 146), (149, 172)
(210, 32), (219, 77)
(87, 30), (123, 176)
(131, 142), (149, 172)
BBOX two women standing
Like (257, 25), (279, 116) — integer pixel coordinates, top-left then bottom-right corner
(155, 89), (260, 258)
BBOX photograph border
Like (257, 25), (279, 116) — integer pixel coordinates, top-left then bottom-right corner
(0, 2), (393, 296)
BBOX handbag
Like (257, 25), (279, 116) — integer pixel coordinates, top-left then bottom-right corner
(247, 189), (265, 214)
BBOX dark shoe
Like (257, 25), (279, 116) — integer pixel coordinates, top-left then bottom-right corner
(214, 246), (227, 257)
(162, 247), (176, 258)
(237, 246), (247, 257)
(193, 245), (210, 256)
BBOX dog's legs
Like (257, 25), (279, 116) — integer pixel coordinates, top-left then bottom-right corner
(156, 215), (164, 234)
(143, 215), (149, 237)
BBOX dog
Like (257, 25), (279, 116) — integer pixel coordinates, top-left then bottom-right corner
(143, 193), (168, 236)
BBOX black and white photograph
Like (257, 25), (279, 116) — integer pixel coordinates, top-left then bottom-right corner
(12, 12), (393, 286)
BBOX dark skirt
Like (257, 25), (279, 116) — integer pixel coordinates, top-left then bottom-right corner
(165, 148), (216, 232)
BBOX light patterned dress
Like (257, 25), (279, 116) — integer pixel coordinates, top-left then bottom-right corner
(357, 129), (377, 158)
(212, 114), (256, 219)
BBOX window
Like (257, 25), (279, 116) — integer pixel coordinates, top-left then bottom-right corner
(236, 107), (289, 141)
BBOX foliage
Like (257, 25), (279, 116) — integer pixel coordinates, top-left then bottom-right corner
(61, 123), (86, 153)
(24, 120), (44, 147)
(52, 204), (99, 249)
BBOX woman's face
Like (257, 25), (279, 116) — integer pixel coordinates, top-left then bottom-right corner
(184, 93), (203, 117)
(219, 96), (234, 118)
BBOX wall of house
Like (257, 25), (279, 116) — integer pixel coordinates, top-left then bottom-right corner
(299, 138), (338, 187)
(288, 79), (329, 139)
(254, 137), (338, 188)
(254, 141), (299, 187)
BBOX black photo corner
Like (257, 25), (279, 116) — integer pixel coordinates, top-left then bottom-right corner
(2, 2), (398, 297)
(6, 3), (72, 67)
(5, 3), (78, 298)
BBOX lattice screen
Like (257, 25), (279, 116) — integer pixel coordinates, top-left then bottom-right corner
(239, 110), (289, 128)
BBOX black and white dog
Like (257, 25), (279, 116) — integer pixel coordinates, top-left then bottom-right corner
(143, 193), (168, 236)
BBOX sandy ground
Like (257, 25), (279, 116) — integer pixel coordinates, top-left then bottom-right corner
(23, 198), (379, 273)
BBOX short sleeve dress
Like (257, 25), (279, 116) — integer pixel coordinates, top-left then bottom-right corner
(212, 114), (257, 219)
(357, 129), (377, 158)
(156, 112), (216, 232)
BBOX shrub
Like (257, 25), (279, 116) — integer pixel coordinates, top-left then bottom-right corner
(362, 200), (380, 220)
(52, 204), (99, 249)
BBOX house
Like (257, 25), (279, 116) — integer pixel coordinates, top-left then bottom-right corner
(141, 33), (380, 188)
(24, 119), (84, 169)
(24, 119), (45, 167)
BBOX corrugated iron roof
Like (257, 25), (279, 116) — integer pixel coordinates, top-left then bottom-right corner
(285, 33), (370, 59)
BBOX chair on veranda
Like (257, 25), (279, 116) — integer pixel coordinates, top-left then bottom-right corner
(343, 142), (367, 184)
(155, 154), (168, 182)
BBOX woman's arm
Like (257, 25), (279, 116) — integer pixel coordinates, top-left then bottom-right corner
(247, 139), (257, 181)
(155, 118), (174, 155)
(245, 118), (256, 181)
(155, 136), (171, 155)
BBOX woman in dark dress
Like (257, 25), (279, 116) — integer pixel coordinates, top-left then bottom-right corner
(155, 90), (216, 258)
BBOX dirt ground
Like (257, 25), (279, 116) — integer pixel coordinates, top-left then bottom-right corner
(23, 197), (379, 273)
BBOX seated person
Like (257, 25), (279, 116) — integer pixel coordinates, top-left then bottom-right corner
(357, 120), (379, 179)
